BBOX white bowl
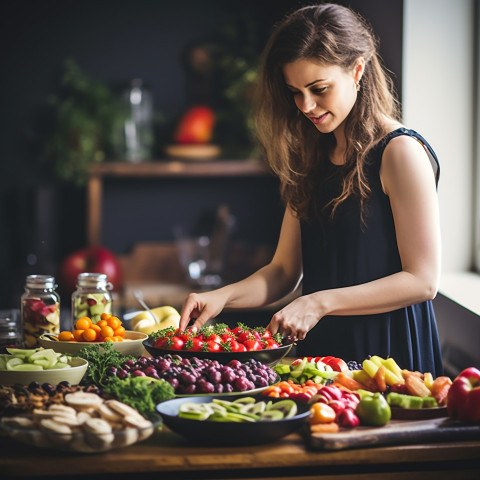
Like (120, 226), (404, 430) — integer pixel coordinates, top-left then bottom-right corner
(38, 331), (148, 357)
(0, 357), (88, 386)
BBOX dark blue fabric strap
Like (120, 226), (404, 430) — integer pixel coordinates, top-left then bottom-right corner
(381, 127), (440, 187)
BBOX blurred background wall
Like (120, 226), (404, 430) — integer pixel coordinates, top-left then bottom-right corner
(0, 0), (403, 309)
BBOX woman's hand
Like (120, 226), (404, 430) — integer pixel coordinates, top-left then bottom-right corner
(179, 290), (228, 331)
(267, 294), (322, 340)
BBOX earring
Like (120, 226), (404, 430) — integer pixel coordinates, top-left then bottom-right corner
(355, 81), (360, 91)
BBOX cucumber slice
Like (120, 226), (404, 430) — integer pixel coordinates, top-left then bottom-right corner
(47, 362), (71, 369)
(32, 359), (51, 368)
(6, 358), (24, 370)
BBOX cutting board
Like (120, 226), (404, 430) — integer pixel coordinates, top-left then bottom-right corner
(306, 417), (480, 450)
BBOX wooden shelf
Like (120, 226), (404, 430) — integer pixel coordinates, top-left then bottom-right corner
(87, 159), (273, 246)
(88, 159), (272, 178)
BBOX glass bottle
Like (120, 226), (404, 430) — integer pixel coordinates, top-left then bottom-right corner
(122, 78), (154, 162)
(21, 275), (60, 348)
(71, 273), (113, 327)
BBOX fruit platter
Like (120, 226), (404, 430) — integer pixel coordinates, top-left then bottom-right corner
(142, 322), (294, 365)
(1, 310), (479, 460)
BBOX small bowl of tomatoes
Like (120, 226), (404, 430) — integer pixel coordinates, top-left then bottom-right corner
(142, 323), (294, 366)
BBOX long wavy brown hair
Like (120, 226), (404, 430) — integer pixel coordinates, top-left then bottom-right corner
(254, 3), (401, 221)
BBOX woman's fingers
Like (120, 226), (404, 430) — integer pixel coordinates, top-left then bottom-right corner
(179, 293), (202, 330)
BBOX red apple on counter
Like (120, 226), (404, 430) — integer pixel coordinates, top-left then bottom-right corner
(59, 246), (123, 295)
(175, 105), (215, 144)
(447, 367), (480, 423)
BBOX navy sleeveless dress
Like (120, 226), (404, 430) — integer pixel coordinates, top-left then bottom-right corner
(298, 128), (444, 377)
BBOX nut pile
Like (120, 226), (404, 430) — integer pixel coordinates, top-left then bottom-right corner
(0, 381), (102, 416)
(2, 391), (155, 452)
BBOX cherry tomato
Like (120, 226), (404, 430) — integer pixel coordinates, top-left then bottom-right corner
(207, 340), (221, 352)
(206, 333), (222, 344)
(264, 338), (280, 349)
(155, 337), (169, 349)
(236, 331), (251, 343)
(243, 339), (262, 351)
(185, 337), (204, 352)
(309, 402), (336, 425)
(169, 336), (185, 350)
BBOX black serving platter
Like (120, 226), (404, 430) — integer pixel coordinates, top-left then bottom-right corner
(156, 394), (310, 446)
(142, 338), (294, 366)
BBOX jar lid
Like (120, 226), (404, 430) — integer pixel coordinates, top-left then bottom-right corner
(76, 272), (109, 288)
(25, 275), (56, 289)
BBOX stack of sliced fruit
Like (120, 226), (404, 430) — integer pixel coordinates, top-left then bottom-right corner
(0, 348), (73, 371)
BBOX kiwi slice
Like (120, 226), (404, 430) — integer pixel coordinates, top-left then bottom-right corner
(268, 399), (298, 418)
(260, 410), (284, 421)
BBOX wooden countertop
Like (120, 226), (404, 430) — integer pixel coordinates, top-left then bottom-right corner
(1, 427), (479, 479)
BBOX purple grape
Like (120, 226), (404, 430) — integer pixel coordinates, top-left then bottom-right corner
(117, 369), (128, 379)
(222, 383), (234, 393)
(227, 360), (242, 369)
(214, 383), (224, 393)
(167, 377), (179, 389)
(179, 372), (196, 385)
(132, 370), (146, 377)
(220, 366), (236, 383)
(183, 384), (197, 394)
(144, 366), (157, 377)
(233, 377), (250, 391)
(197, 379), (215, 394)
(255, 377), (268, 388)
(206, 369), (222, 384)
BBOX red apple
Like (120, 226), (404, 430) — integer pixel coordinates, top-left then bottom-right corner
(59, 246), (123, 295)
(175, 105), (215, 144)
(447, 367), (480, 423)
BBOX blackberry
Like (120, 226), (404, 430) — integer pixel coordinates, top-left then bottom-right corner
(347, 360), (362, 370)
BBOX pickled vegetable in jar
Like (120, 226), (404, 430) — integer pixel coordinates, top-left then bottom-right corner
(21, 275), (60, 348)
(72, 272), (112, 326)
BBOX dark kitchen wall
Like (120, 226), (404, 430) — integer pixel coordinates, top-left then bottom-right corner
(0, 0), (403, 308)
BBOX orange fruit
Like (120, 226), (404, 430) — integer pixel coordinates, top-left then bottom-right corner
(73, 329), (85, 342)
(100, 312), (112, 320)
(75, 317), (92, 330)
(113, 336), (124, 342)
(107, 316), (121, 330)
(82, 328), (97, 342)
(103, 336), (114, 342)
(97, 319), (108, 328)
(58, 331), (74, 342)
(113, 326), (125, 337)
(100, 325), (114, 339)
(90, 324), (101, 333)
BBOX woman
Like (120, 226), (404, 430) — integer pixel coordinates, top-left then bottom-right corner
(179, 3), (443, 376)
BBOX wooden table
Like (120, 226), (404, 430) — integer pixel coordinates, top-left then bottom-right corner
(1, 427), (479, 480)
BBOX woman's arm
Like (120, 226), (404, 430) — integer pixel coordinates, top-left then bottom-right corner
(179, 205), (303, 329)
(268, 135), (441, 339)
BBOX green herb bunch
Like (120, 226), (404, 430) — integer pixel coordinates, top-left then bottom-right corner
(76, 342), (134, 388)
(104, 376), (175, 418)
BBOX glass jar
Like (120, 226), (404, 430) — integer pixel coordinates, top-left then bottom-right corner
(0, 309), (22, 349)
(21, 275), (60, 348)
(72, 273), (113, 327)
